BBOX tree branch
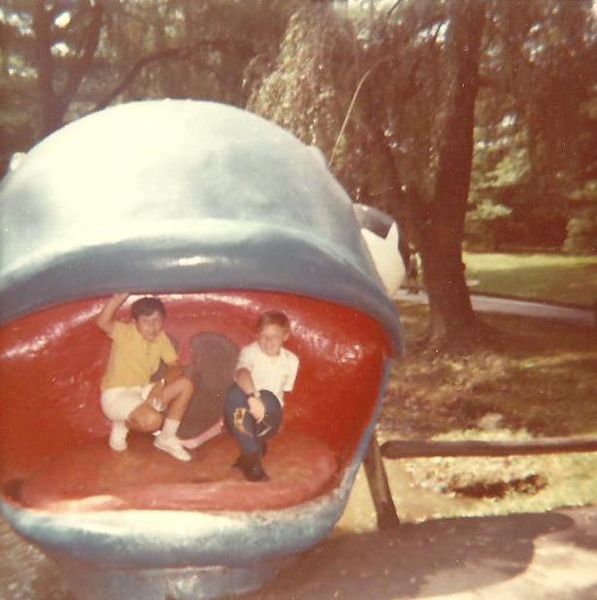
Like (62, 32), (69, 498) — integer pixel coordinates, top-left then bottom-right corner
(57, 1), (104, 116)
(33, 0), (56, 134)
(94, 38), (254, 111)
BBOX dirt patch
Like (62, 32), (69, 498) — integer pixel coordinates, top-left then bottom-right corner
(450, 473), (548, 499)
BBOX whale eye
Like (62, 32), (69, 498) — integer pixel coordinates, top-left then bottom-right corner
(353, 204), (406, 297)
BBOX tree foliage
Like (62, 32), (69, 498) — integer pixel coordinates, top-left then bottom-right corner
(248, 3), (355, 159)
(471, 0), (596, 251)
(0, 0), (298, 171)
(1, 0), (595, 348)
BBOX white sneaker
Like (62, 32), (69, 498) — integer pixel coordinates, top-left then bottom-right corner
(154, 435), (191, 462)
(109, 422), (128, 452)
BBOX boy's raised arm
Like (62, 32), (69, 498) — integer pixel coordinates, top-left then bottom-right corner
(96, 293), (129, 335)
(234, 368), (257, 397)
(234, 367), (266, 423)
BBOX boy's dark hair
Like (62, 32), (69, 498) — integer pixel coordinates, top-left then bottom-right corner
(131, 296), (167, 320)
(257, 310), (290, 332)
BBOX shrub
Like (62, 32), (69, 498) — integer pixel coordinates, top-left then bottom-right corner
(564, 206), (597, 255)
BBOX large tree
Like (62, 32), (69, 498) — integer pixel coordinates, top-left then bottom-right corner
(417, 0), (486, 348)
(249, 0), (486, 349)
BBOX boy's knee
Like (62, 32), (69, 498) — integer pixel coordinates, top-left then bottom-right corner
(260, 390), (282, 414)
(178, 376), (193, 398)
(225, 384), (247, 409)
(169, 375), (193, 395)
(128, 409), (162, 433)
(144, 411), (163, 432)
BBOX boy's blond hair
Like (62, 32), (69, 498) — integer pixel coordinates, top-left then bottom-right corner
(256, 311), (290, 332)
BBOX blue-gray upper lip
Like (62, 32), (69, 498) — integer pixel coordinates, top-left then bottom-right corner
(0, 99), (402, 353)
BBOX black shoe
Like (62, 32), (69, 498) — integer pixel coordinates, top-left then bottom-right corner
(238, 453), (269, 482)
(244, 462), (269, 482)
(232, 446), (267, 467)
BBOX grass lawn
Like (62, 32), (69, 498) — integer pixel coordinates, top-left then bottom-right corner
(464, 252), (597, 307)
(374, 302), (597, 524)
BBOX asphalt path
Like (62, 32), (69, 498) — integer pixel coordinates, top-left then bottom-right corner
(1, 290), (596, 599)
(395, 289), (595, 328)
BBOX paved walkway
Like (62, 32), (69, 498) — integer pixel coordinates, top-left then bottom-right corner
(395, 289), (595, 327)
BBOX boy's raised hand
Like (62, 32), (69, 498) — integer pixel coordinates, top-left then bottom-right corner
(96, 293), (130, 334)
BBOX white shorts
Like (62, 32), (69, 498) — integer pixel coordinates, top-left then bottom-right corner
(101, 383), (155, 422)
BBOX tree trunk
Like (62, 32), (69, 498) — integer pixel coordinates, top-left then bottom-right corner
(34, 0), (58, 136)
(419, 0), (486, 350)
(34, 0), (104, 137)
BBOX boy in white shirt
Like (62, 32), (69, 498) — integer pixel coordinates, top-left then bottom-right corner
(224, 310), (299, 482)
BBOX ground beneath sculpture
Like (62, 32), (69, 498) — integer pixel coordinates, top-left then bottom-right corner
(2, 505), (597, 599)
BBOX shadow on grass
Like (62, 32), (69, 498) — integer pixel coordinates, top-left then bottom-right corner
(388, 304), (597, 438)
(233, 512), (580, 600)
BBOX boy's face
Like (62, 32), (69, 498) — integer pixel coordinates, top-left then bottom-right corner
(134, 311), (164, 342)
(257, 323), (289, 356)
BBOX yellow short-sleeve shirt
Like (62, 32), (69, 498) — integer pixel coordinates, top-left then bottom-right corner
(101, 321), (178, 390)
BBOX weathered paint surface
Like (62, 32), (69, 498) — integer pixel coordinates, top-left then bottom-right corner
(0, 100), (402, 599)
(0, 100), (402, 354)
(0, 292), (394, 598)
(0, 292), (389, 482)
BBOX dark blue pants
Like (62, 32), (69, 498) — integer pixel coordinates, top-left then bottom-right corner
(224, 385), (283, 457)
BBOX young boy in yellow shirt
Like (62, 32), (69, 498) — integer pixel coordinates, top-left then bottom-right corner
(97, 293), (193, 461)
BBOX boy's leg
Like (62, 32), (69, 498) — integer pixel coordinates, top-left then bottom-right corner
(255, 390), (283, 441)
(153, 377), (194, 461)
(126, 383), (166, 433)
(224, 385), (260, 456)
(253, 390), (283, 458)
(109, 421), (128, 452)
(101, 387), (148, 451)
(224, 385), (270, 482)
(160, 376), (193, 421)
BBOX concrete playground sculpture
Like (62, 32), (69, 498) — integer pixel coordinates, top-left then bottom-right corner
(0, 100), (403, 599)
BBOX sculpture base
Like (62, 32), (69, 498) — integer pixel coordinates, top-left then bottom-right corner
(57, 556), (294, 600)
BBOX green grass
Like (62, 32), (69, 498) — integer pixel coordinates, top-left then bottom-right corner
(376, 303), (597, 523)
(384, 304), (597, 438)
(464, 252), (597, 307)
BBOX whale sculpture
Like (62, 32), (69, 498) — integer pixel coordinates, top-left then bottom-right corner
(0, 100), (403, 599)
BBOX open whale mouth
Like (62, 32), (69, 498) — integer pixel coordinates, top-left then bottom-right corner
(0, 100), (402, 597)
(1, 290), (392, 512)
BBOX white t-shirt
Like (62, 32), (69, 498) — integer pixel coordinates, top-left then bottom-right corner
(236, 341), (299, 405)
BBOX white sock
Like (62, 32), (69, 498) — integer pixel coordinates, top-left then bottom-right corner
(112, 421), (128, 435)
(161, 418), (180, 439)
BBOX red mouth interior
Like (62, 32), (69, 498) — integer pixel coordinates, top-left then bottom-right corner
(0, 292), (390, 512)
